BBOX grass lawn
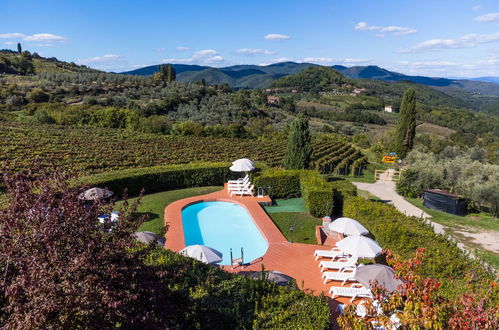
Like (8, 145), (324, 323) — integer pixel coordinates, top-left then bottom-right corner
(268, 212), (322, 244)
(115, 186), (222, 234)
(406, 197), (499, 270)
(406, 197), (499, 232)
(264, 198), (307, 213)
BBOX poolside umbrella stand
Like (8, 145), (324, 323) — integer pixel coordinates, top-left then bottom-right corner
(133, 231), (165, 247)
(354, 264), (403, 293)
(78, 187), (114, 201)
(336, 236), (383, 258)
(229, 158), (255, 172)
(328, 217), (369, 236)
(180, 245), (223, 264)
(243, 270), (294, 286)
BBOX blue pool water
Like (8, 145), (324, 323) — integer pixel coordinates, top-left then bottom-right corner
(181, 201), (269, 265)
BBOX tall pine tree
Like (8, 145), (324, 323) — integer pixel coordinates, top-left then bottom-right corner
(393, 88), (416, 158)
(282, 114), (312, 169)
(166, 64), (176, 83)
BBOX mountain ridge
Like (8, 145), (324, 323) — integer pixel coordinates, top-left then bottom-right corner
(121, 62), (499, 97)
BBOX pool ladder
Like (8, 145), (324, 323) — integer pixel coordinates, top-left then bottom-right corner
(230, 247), (244, 269)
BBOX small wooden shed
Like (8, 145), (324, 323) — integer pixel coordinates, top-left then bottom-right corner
(423, 189), (467, 216)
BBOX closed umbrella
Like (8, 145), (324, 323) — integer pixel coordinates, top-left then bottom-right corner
(328, 217), (369, 236)
(230, 158), (255, 172)
(133, 231), (165, 247)
(245, 270), (294, 286)
(79, 187), (113, 201)
(354, 264), (403, 292)
(337, 236), (382, 258)
(179, 245), (223, 264)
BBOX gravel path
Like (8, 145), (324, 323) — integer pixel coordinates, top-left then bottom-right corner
(352, 169), (464, 249)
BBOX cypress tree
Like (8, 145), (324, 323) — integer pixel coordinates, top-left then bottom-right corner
(282, 114), (312, 169)
(17, 43), (22, 54)
(393, 88), (417, 158)
(166, 64), (176, 83)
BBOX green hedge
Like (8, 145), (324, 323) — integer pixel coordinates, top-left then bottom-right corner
(253, 170), (357, 217)
(77, 162), (231, 196)
(253, 170), (301, 198)
(343, 196), (491, 297)
(144, 248), (331, 329)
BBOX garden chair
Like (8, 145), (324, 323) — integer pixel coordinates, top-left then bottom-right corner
(329, 283), (373, 302)
(322, 266), (357, 284)
(314, 247), (347, 260)
(319, 255), (358, 272)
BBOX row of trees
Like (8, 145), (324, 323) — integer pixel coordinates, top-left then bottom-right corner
(397, 146), (499, 215)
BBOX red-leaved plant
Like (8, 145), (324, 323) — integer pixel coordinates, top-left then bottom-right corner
(0, 165), (170, 329)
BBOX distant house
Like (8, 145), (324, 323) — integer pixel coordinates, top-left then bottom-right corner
(350, 88), (366, 96)
(267, 95), (280, 104)
(384, 105), (393, 113)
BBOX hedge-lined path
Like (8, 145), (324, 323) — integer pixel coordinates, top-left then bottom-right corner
(164, 187), (371, 328)
(352, 170), (467, 253)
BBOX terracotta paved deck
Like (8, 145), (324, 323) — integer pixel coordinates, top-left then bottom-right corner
(164, 187), (366, 326)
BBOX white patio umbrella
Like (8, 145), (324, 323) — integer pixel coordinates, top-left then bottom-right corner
(336, 236), (382, 258)
(179, 245), (223, 264)
(354, 264), (403, 293)
(133, 231), (166, 247)
(328, 217), (369, 236)
(229, 158), (255, 172)
(78, 187), (113, 201)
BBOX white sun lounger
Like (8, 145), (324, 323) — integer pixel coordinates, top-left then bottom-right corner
(337, 300), (383, 318)
(330, 283), (373, 303)
(319, 256), (358, 272)
(228, 181), (251, 192)
(230, 184), (254, 197)
(322, 266), (357, 284)
(228, 174), (249, 185)
(314, 247), (347, 260)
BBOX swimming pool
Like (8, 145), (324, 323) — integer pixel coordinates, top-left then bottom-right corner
(181, 201), (269, 265)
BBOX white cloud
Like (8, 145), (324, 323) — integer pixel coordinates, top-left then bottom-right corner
(355, 22), (416, 36)
(302, 57), (334, 63)
(161, 49), (225, 65)
(398, 32), (499, 53)
(4, 41), (16, 45)
(474, 12), (499, 25)
(175, 46), (189, 51)
(258, 57), (294, 66)
(23, 33), (65, 42)
(472, 5), (482, 11)
(79, 54), (123, 64)
(355, 22), (380, 31)
(0, 32), (66, 46)
(264, 33), (291, 41)
(235, 48), (276, 55)
(0, 32), (26, 39)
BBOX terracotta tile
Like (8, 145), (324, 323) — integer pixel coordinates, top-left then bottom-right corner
(164, 186), (364, 322)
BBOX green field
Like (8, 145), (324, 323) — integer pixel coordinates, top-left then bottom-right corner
(406, 197), (499, 270)
(264, 198), (307, 213)
(115, 186), (222, 233)
(268, 212), (322, 244)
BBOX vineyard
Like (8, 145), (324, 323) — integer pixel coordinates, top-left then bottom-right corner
(310, 136), (367, 176)
(0, 122), (366, 178)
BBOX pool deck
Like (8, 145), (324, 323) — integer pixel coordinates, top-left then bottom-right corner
(164, 186), (367, 325)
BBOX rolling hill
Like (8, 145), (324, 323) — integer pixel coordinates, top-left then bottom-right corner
(121, 62), (499, 102)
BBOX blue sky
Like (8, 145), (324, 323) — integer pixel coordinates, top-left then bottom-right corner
(1, 0), (499, 77)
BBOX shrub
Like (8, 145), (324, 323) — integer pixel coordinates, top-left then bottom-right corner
(145, 248), (331, 329)
(342, 196), (492, 297)
(253, 169), (355, 217)
(253, 170), (301, 198)
(77, 163), (231, 196)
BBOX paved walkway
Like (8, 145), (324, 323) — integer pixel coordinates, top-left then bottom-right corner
(164, 186), (368, 327)
(352, 169), (464, 250)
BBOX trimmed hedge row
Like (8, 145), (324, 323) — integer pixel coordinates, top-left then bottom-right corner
(77, 162), (231, 196)
(343, 196), (492, 297)
(145, 247), (331, 329)
(253, 170), (357, 217)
